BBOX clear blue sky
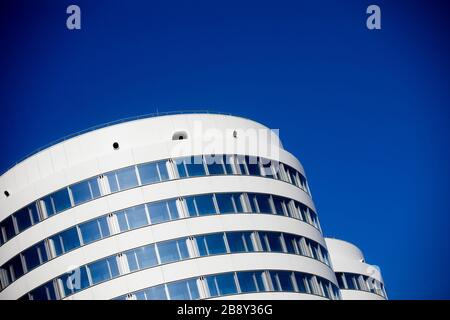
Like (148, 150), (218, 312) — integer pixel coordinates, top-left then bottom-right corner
(1, 0), (449, 299)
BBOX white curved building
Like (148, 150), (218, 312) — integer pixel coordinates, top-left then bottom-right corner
(0, 112), (384, 300)
(325, 238), (387, 300)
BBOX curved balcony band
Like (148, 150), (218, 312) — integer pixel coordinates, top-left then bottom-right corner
(19, 229), (332, 300)
(113, 269), (341, 301)
(0, 154), (310, 247)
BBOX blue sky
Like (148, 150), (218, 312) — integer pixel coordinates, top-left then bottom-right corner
(1, 0), (449, 299)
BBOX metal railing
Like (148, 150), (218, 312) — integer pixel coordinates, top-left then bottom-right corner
(2, 110), (233, 176)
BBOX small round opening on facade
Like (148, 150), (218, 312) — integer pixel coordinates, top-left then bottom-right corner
(4, 190), (10, 197)
(233, 130), (238, 138)
(112, 142), (120, 150)
(172, 131), (188, 141)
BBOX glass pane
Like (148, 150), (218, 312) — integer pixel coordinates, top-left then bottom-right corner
(29, 204), (40, 224)
(9, 255), (24, 280)
(145, 284), (167, 300)
(60, 266), (90, 296)
(185, 197), (197, 217)
(116, 166), (139, 190)
(106, 172), (119, 193)
(138, 162), (160, 185)
(345, 274), (356, 290)
(237, 271), (258, 293)
(242, 232), (255, 251)
(52, 188), (72, 213)
(126, 205), (148, 229)
(42, 196), (55, 217)
(135, 245), (158, 269)
(167, 200), (179, 220)
(245, 156), (260, 176)
(98, 216), (110, 237)
(79, 219), (101, 245)
(157, 161), (169, 181)
(23, 243), (42, 271)
(224, 155), (234, 174)
(205, 233), (226, 255)
(148, 201), (170, 224)
(49, 234), (63, 256)
(295, 273), (309, 293)
(205, 155), (225, 175)
(167, 281), (191, 300)
(125, 251), (138, 272)
(177, 240), (190, 259)
(265, 232), (283, 252)
(277, 271), (295, 292)
(60, 227), (81, 253)
(187, 279), (199, 299)
(226, 232), (247, 253)
(232, 193), (244, 212)
(206, 276), (218, 297)
(195, 236), (208, 256)
(157, 240), (180, 264)
(195, 195), (216, 216)
(88, 259), (111, 284)
(272, 196), (285, 215)
(175, 158), (188, 178)
(185, 156), (206, 177)
(116, 211), (129, 232)
(215, 193), (235, 214)
(108, 257), (120, 278)
(2, 216), (16, 241)
(30, 281), (56, 300)
(70, 180), (94, 205)
(283, 234), (297, 254)
(254, 271), (266, 291)
(255, 194), (272, 213)
(260, 158), (275, 178)
(215, 273), (237, 295)
(15, 207), (32, 232)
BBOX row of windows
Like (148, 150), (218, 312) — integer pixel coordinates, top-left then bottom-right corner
(18, 230), (330, 300)
(335, 272), (387, 298)
(0, 155), (310, 247)
(0, 191), (320, 291)
(114, 269), (341, 301)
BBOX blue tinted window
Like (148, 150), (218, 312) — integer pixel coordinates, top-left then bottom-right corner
(205, 155), (226, 175)
(138, 162), (160, 184)
(9, 255), (24, 280)
(23, 241), (47, 271)
(29, 204), (40, 224)
(177, 239), (190, 259)
(237, 271), (258, 293)
(262, 232), (283, 252)
(60, 266), (90, 296)
(272, 196), (285, 215)
(116, 167), (139, 190)
(255, 194), (272, 213)
(195, 195), (216, 216)
(195, 236), (208, 256)
(98, 216), (110, 237)
(205, 233), (226, 255)
(157, 240), (181, 264)
(175, 158), (188, 178)
(232, 193), (244, 212)
(135, 245), (158, 269)
(215, 273), (237, 295)
(224, 155), (234, 174)
(226, 232), (253, 253)
(215, 193), (235, 213)
(235, 155), (247, 174)
(51, 188), (72, 213)
(29, 281), (56, 300)
(295, 273), (309, 293)
(167, 200), (179, 219)
(167, 281), (191, 300)
(274, 271), (295, 292)
(88, 259), (112, 284)
(15, 207), (32, 232)
(185, 156), (206, 177)
(185, 197), (197, 217)
(125, 251), (138, 272)
(116, 211), (129, 232)
(345, 274), (356, 290)
(70, 178), (100, 205)
(283, 234), (297, 254)
(59, 227), (81, 253)
(144, 284), (167, 300)
(206, 276), (218, 297)
(126, 205), (148, 229)
(336, 273), (345, 289)
(187, 279), (199, 299)
(245, 156), (260, 176)
(260, 158), (275, 178)
(157, 161), (169, 180)
(106, 172), (119, 193)
(79, 219), (102, 245)
(148, 201), (170, 224)
(2, 216), (16, 240)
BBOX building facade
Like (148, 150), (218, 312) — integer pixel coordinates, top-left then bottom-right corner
(0, 112), (385, 300)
